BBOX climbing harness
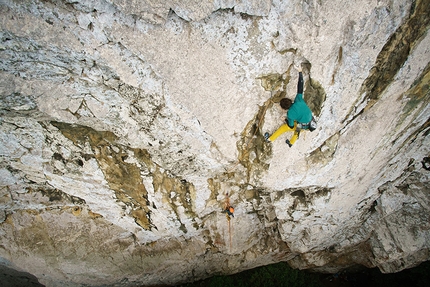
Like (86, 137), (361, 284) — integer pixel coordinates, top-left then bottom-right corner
(297, 116), (317, 131)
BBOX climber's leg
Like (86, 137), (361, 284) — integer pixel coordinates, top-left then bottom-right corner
(289, 130), (300, 145)
(268, 124), (294, 142)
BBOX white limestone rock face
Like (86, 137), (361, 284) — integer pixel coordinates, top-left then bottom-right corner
(0, 0), (429, 286)
(110, 0), (271, 23)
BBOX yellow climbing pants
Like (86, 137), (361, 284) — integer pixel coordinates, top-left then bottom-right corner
(269, 124), (299, 145)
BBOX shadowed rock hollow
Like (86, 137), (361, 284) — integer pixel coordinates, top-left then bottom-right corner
(0, 0), (429, 286)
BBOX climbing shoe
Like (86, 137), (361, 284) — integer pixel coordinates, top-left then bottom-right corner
(286, 139), (292, 147)
(264, 132), (270, 142)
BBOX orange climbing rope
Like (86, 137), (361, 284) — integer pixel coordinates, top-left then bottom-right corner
(222, 192), (234, 251)
(227, 214), (232, 251)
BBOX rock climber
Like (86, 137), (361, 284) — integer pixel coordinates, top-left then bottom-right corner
(264, 65), (315, 147)
(222, 205), (234, 217)
(222, 192), (235, 218)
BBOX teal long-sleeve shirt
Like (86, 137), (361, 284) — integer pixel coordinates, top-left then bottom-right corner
(286, 93), (313, 128)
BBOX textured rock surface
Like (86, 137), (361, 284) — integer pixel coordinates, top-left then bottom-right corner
(0, 0), (429, 286)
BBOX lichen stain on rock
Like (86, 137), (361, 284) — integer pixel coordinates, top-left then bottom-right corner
(88, 210), (103, 219)
(237, 101), (272, 182)
(275, 186), (331, 204)
(258, 72), (289, 93)
(50, 121), (152, 230)
(133, 148), (154, 170)
(244, 187), (260, 201)
(71, 206), (81, 216)
(152, 167), (197, 233)
(358, 0), (430, 112)
(290, 189), (307, 208)
(50, 121), (117, 146)
(305, 77), (326, 117)
(206, 177), (220, 206)
(27, 186), (86, 205)
(393, 62), (430, 142)
(307, 132), (340, 166)
(278, 48), (298, 55)
(331, 46), (343, 85)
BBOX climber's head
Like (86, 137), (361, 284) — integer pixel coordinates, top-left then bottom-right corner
(280, 98), (292, 110)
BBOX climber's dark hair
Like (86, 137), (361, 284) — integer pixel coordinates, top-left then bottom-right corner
(280, 98), (292, 110)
